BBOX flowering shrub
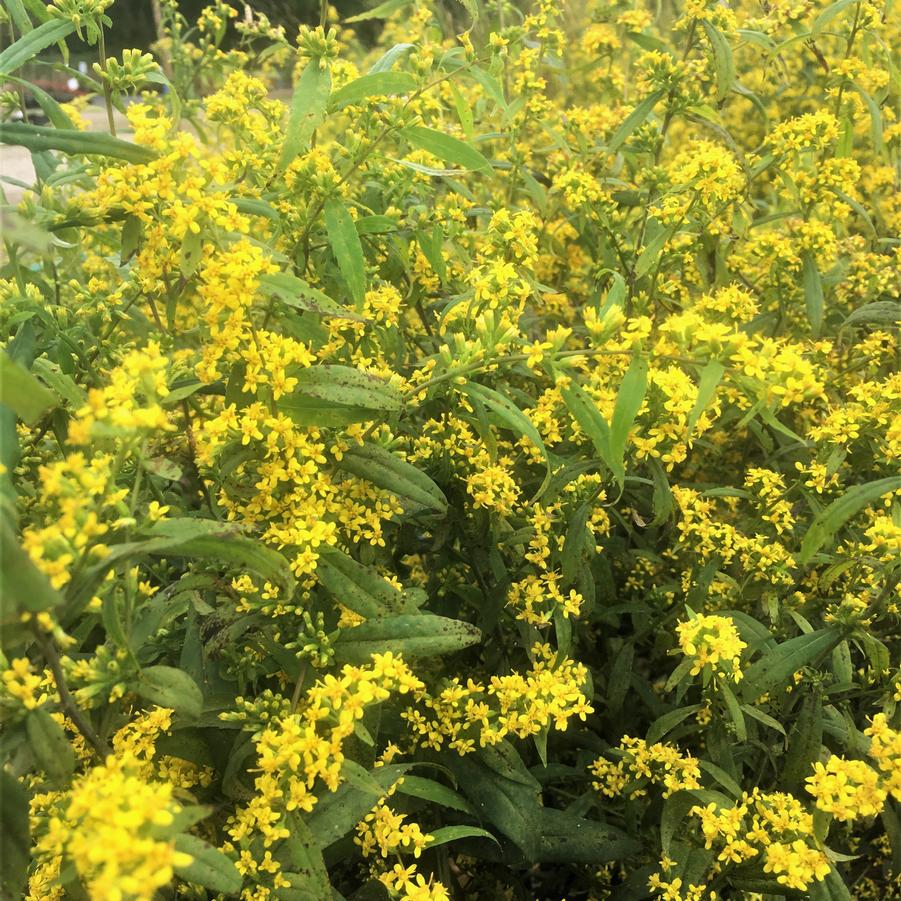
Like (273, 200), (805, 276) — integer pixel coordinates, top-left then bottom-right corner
(1, 0), (900, 898)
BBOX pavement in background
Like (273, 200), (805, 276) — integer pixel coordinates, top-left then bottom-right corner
(1, 104), (132, 206)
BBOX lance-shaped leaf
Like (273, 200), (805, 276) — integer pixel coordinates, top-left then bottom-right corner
(329, 71), (416, 110)
(561, 380), (619, 483)
(0, 18), (73, 75)
(799, 476), (901, 563)
(402, 125), (492, 173)
(608, 89), (666, 151)
(324, 198), (367, 311)
(0, 122), (157, 164)
(336, 443), (447, 513)
(334, 614), (480, 663)
(66, 519), (295, 612)
(802, 252), (824, 337)
(702, 20), (736, 102)
(278, 61), (330, 173)
(275, 813), (331, 900)
(316, 546), (416, 618)
(26, 709), (75, 785)
(307, 763), (411, 848)
(688, 361), (725, 432)
(610, 354), (648, 475)
(0, 352), (56, 424)
(446, 749), (542, 858)
(740, 628), (843, 703)
(259, 271), (365, 320)
(174, 835), (243, 894)
(135, 665), (204, 719)
(1, 518), (63, 624)
(462, 381), (551, 497)
(1, 771), (30, 898)
(538, 808), (640, 864)
(288, 365), (402, 413)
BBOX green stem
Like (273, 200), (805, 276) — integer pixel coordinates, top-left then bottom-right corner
(98, 26), (117, 136)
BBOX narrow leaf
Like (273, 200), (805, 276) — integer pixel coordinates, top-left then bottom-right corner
(802, 252), (824, 336)
(608, 89), (666, 152)
(324, 198), (367, 311)
(799, 476), (901, 563)
(329, 71), (416, 110)
(0, 352), (56, 424)
(278, 61), (331, 172)
(0, 19), (73, 75)
(402, 125), (492, 173)
(174, 835), (243, 894)
(0, 122), (157, 164)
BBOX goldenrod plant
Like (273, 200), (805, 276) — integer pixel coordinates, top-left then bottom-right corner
(0, 0), (899, 898)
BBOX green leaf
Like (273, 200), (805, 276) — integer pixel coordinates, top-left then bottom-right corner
(317, 547), (414, 618)
(463, 381), (551, 497)
(702, 21), (736, 101)
(0, 517), (63, 623)
(174, 835), (243, 894)
(781, 688), (822, 793)
(334, 614), (480, 663)
(345, 0), (414, 23)
(277, 396), (384, 427)
(812, 0), (860, 35)
(4, 0), (34, 32)
(324, 198), (367, 311)
(741, 703), (787, 736)
(843, 301), (901, 327)
(741, 628), (842, 703)
(428, 825), (499, 848)
(369, 42), (414, 73)
(610, 354), (648, 473)
(395, 776), (475, 814)
(308, 763), (410, 848)
(661, 790), (732, 856)
(0, 122), (157, 164)
(135, 665), (203, 719)
(290, 365), (402, 412)
(538, 808), (641, 864)
(608, 89), (666, 152)
(606, 643), (634, 717)
(259, 272), (364, 320)
(561, 380), (618, 482)
(402, 125), (492, 173)
(4, 75), (73, 130)
(688, 361), (724, 432)
(26, 708), (75, 784)
(0, 352), (56, 424)
(276, 814), (331, 901)
(647, 705), (701, 743)
(0, 771), (30, 898)
(278, 61), (331, 173)
(802, 252), (824, 337)
(179, 229), (203, 279)
(799, 476), (901, 563)
(0, 18), (73, 75)
(329, 71), (416, 110)
(340, 759), (388, 797)
(720, 682), (746, 741)
(336, 443), (447, 513)
(634, 226), (670, 278)
(446, 752), (541, 858)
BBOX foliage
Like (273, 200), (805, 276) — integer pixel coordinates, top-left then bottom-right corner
(1, 0), (900, 899)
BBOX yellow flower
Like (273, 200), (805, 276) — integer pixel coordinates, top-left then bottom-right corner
(676, 613), (746, 682)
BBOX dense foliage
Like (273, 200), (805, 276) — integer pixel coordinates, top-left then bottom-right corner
(1, 0), (900, 898)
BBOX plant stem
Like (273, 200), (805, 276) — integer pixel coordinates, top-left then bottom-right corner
(98, 26), (117, 136)
(33, 626), (111, 760)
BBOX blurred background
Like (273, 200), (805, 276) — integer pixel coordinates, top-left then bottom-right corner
(104, 1), (376, 52)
